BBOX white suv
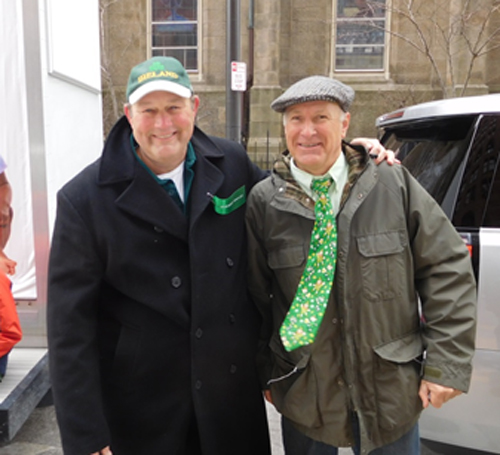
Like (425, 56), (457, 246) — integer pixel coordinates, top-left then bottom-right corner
(376, 94), (500, 455)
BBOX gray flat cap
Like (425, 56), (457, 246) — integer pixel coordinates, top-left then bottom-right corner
(271, 76), (355, 113)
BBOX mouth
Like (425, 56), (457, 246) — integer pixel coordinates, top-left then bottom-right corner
(298, 142), (321, 149)
(154, 132), (176, 140)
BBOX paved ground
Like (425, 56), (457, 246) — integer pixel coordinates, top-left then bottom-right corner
(0, 402), (344, 455)
(0, 401), (440, 455)
(0, 405), (62, 455)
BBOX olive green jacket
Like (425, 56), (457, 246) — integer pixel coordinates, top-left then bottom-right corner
(246, 144), (477, 454)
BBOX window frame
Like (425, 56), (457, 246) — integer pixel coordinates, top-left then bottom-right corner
(148, 0), (201, 74)
(331, 0), (391, 76)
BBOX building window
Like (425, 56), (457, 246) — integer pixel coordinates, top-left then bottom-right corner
(335, 0), (387, 71)
(151, 0), (198, 71)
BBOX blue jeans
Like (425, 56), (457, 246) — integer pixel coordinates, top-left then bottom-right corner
(0, 354), (9, 379)
(282, 414), (420, 455)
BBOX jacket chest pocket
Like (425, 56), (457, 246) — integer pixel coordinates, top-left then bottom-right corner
(268, 244), (307, 300)
(356, 230), (408, 301)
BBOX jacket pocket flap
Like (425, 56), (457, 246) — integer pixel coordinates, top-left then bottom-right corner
(268, 245), (306, 269)
(356, 230), (406, 257)
(269, 335), (311, 370)
(374, 331), (422, 363)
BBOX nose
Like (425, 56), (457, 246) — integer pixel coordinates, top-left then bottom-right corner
(155, 112), (173, 128)
(301, 120), (316, 136)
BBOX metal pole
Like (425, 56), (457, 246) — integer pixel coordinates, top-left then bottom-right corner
(226, 0), (242, 142)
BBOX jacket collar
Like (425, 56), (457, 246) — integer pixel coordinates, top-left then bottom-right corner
(98, 116), (135, 185)
(98, 117), (224, 185)
(96, 117), (225, 238)
(273, 141), (370, 209)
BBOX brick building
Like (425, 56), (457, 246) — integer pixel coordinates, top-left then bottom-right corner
(100, 0), (500, 167)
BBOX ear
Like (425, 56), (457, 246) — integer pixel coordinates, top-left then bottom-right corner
(341, 112), (351, 139)
(192, 95), (200, 115)
(124, 104), (133, 124)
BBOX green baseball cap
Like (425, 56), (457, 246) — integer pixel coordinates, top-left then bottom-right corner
(126, 56), (193, 104)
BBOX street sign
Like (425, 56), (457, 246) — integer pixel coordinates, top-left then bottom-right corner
(231, 61), (247, 91)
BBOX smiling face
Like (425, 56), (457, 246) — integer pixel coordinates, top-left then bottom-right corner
(124, 90), (199, 174)
(284, 100), (350, 176)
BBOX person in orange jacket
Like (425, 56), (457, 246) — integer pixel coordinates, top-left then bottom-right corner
(0, 253), (22, 381)
(0, 156), (22, 381)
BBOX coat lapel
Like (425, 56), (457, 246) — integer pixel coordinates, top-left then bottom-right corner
(98, 120), (226, 239)
(116, 166), (188, 241)
(98, 115), (188, 241)
(188, 128), (225, 226)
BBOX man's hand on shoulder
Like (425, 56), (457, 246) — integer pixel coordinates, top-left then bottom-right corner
(263, 389), (273, 405)
(419, 379), (462, 409)
(91, 447), (112, 455)
(350, 137), (400, 166)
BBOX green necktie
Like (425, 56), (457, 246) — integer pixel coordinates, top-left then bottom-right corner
(280, 177), (337, 352)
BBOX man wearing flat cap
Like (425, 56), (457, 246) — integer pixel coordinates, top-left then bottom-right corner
(47, 56), (394, 455)
(246, 76), (477, 454)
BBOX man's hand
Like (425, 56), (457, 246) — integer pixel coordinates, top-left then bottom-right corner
(263, 389), (273, 405)
(91, 447), (112, 455)
(419, 379), (462, 409)
(351, 137), (399, 166)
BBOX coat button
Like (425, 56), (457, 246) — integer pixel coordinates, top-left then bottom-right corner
(226, 257), (234, 267)
(195, 328), (203, 339)
(154, 226), (164, 233)
(230, 364), (237, 374)
(195, 380), (202, 390)
(229, 314), (236, 324)
(171, 276), (182, 288)
(332, 318), (338, 324)
(357, 193), (363, 200)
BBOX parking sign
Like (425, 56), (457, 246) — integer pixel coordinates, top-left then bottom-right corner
(231, 61), (247, 91)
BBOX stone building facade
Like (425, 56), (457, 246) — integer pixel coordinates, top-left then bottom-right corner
(100, 0), (500, 168)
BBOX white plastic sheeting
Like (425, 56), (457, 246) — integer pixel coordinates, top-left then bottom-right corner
(0, 0), (37, 299)
(0, 0), (103, 303)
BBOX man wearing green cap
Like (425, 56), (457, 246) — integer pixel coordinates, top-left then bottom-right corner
(47, 56), (272, 455)
(47, 57), (395, 455)
(246, 76), (476, 455)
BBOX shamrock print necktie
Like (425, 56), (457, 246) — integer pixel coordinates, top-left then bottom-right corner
(280, 177), (337, 352)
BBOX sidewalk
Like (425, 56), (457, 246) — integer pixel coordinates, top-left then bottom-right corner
(0, 401), (438, 455)
(0, 402), (326, 455)
(0, 404), (62, 455)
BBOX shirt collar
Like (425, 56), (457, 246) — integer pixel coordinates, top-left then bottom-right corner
(290, 152), (348, 192)
(130, 134), (197, 183)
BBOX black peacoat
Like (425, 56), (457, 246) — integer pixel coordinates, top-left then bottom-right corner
(47, 117), (270, 455)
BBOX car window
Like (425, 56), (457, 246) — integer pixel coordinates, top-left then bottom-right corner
(452, 116), (500, 228)
(382, 115), (500, 229)
(382, 117), (475, 207)
(483, 160), (500, 227)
